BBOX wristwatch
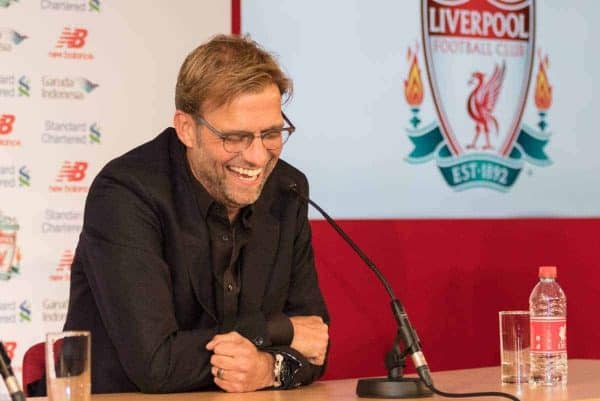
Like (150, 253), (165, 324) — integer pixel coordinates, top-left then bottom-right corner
(272, 353), (284, 388)
(272, 351), (303, 389)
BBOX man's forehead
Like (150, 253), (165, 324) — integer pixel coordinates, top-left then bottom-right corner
(199, 84), (282, 115)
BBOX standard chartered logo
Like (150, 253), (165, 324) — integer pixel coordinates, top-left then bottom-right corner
(18, 76), (30, 97)
(18, 166), (30, 187)
(41, 209), (82, 234)
(40, 0), (101, 12)
(0, 165), (29, 188)
(0, 300), (31, 323)
(89, 123), (101, 143)
(19, 300), (31, 322)
(0, 75), (31, 98)
(89, 0), (100, 11)
(42, 120), (103, 145)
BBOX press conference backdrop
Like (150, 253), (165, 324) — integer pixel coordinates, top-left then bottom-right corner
(0, 1), (230, 396)
(243, 0), (599, 218)
(241, 0), (600, 380)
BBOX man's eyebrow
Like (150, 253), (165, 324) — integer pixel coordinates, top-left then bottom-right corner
(223, 123), (285, 135)
(261, 122), (285, 131)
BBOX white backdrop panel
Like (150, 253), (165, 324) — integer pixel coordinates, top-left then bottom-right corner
(242, 0), (600, 218)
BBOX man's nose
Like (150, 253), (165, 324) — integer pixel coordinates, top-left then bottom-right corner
(241, 136), (270, 166)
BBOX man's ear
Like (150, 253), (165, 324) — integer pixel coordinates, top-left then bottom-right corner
(173, 110), (196, 148)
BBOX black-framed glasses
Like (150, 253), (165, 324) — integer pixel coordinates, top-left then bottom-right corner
(195, 112), (296, 153)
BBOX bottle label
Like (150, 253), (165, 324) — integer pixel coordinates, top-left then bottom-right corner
(530, 317), (567, 353)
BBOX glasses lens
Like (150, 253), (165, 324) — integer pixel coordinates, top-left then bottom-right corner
(223, 134), (250, 153)
(262, 130), (292, 150)
(262, 131), (283, 150)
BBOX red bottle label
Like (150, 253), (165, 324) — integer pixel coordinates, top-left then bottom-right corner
(530, 317), (567, 353)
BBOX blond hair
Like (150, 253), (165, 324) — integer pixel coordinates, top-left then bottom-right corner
(175, 34), (292, 115)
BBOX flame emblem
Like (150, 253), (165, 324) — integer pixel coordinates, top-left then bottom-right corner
(534, 51), (552, 111)
(404, 45), (424, 107)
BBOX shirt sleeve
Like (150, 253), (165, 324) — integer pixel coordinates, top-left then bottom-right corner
(266, 313), (294, 345)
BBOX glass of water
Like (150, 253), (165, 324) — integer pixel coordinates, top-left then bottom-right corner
(46, 331), (91, 401)
(499, 311), (530, 384)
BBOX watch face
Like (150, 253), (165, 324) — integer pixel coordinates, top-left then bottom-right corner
(276, 352), (304, 388)
(280, 359), (292, 387)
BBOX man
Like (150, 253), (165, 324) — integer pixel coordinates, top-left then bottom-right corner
(61, 34), (329, 393)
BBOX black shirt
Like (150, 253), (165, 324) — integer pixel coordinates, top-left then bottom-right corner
(187, 164), (293, 343)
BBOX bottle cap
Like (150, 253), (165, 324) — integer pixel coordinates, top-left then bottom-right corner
(539, 265), (557, 278)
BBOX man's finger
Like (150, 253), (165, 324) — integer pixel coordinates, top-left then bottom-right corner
(206, 331), (243, 350)
(214, 376), (242, 393)
(212, 340), (254, 359)
(210, 354), (240, 371)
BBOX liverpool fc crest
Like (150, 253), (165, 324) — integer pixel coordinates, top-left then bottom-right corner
(405, 0), (552, 191)
(0, 211), (21, 281)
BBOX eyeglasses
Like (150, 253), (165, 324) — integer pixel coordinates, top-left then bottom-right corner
(195, 112), (296, 153)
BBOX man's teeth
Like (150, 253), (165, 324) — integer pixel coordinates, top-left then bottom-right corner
(229, 166), (261, 177)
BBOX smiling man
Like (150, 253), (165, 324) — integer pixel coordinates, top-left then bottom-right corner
(55, 35), (329, 395)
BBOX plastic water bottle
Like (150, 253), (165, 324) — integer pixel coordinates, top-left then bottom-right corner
(529, 266), (567, 386)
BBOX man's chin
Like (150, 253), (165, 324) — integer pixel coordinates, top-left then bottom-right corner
(225, 191), (261, 209)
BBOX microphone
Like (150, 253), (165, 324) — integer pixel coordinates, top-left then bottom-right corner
(285, 181), (433, 398)
(0, 342), (25, 401)
(286, 181), (522, 401)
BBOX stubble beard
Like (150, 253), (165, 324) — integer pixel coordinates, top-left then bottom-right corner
(189, 152), (278, 210)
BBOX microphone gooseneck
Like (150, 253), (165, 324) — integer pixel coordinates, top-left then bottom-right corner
(0, 342), (25, 401)
(287, 183), (433, 395)
(286, 182), (520, 401)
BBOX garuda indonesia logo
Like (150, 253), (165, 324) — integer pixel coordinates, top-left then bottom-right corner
(0, 211), (21, 281)
(405, 0), (552, 191)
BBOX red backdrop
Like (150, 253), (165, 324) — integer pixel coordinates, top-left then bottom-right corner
(312, 218), (600, 380)
(233, 1), (598, 381)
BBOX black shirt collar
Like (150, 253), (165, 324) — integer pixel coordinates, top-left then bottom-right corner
(184, 156), (253, 226)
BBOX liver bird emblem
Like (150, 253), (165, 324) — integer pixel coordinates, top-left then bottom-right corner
(466, 62), (506, 150)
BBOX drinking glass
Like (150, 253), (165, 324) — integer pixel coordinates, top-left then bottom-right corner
(46, 331), (91, 401)
(499, 311), (530, 384)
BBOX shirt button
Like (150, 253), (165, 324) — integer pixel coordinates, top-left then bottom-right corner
(226, 283), (233, 292)
(254, 336), (264, 346)
(222, 234), (229, 241)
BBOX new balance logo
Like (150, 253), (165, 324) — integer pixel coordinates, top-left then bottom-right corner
(55, 27), (88, 49)
(56, 161), (88, 182)
(0, 114), (15, 135)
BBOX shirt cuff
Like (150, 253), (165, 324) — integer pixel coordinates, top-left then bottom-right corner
(266, 313), (293, 346)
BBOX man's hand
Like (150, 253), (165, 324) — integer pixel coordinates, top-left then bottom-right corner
(206, 332), (274, 392)
(289, 315), (329, 365)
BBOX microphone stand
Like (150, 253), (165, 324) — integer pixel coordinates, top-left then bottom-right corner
(288, 184), (433, 398)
